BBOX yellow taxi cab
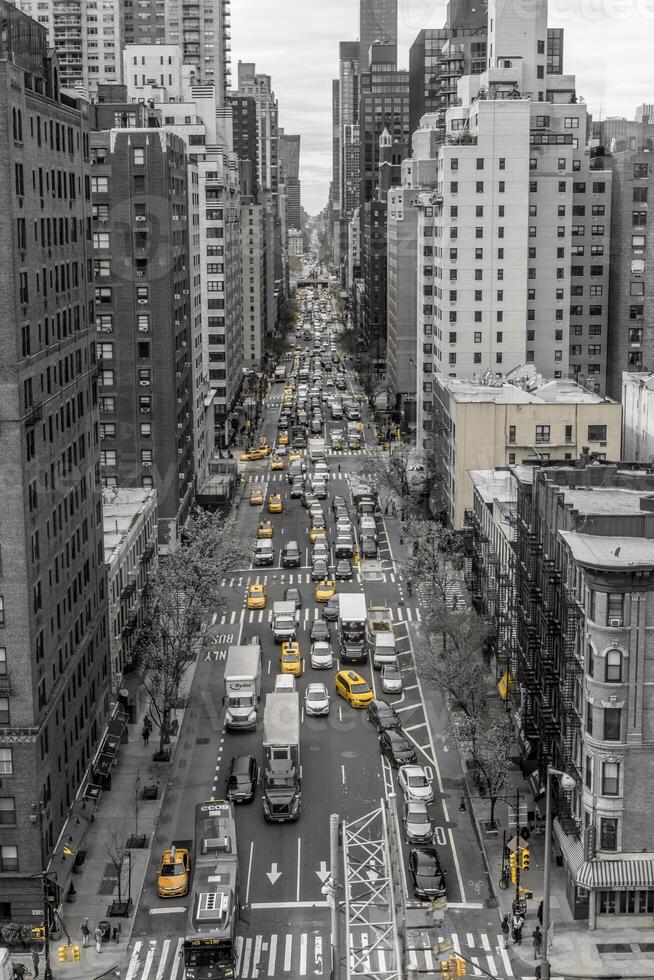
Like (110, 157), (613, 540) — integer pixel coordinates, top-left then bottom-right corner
(268, 493), (283, 514)
(315, 580), (337, 603)
(271, 456), (285, 470)
(277, 431), (289, 447)
(289, 450), (303, 463)
(246, 583), (267, 609)
(309, 526), (327, 544)
(157, 845), (190, 898)
(240, 447), (270, 462)
(280, 642), (302, 676)
(250, 487), (264, 506)
(334, 670), (374, 708)
(257, 520), (273, 538)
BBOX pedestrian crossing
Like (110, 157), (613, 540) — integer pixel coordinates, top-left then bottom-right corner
(220, 570), (400, 588)
(417, 581), (468, 611)
(211, 603), (422, 627)
(124, 931), (327, 979)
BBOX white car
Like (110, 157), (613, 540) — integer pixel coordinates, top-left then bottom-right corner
(398, 765), (434, 803)
(305, 682), (330, 716)
(381, 664), (403, 695)
(311, 641), (334, 669)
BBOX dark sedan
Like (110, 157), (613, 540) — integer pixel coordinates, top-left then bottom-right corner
(310, 619), (330, 642)
(367, 698), (402, 732)
(225, 755), (258, 804)
(379, 729), (417, 768)
(284, 587), (302, 610)
(408, 847), (447, 899)
(311, 558), (329, 582)
(322, 594), (340, 622)
(335, 559), (353, 580)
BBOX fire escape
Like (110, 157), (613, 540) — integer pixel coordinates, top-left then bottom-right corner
(515, 502), (542, 742)
(558, 579), (583, 836)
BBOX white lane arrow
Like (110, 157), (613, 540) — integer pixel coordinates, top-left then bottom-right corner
(315, 861), (330, 883)
(266, 863), (282, 885)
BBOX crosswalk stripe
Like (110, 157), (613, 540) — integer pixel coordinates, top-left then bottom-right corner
(154, 939), (170, 980)
(466, 933), (475, 946)
(299, 933), (307, 975)
(470, 955), (482, 976)
(235, 936), (244, 976)
(251, 934), (263, 977)
(241, 936), (252, 977)
(497, 939), (513, 976)
(170, 938), (183, 980)
(487, 953), (497, 975)
(481, 934), (491, 952)
(268, 934), (277, 977)
(126, 941), (143, 980)
(284, 934), (292, 971)
(142, 941), (156, 979)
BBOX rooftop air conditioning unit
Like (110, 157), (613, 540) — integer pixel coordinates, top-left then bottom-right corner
(609, 617), (622, 628)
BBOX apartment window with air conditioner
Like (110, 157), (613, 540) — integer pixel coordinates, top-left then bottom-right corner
(137, 286), (148, 301)
(607, 593), (623, 627)
(141, 450), (153, 467)
(100, 450), (117, 467)
(140, 423), (152, 439)
(96, 314), (113, 332)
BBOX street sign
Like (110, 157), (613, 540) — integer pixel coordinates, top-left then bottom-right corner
(506, 835), (530, 852)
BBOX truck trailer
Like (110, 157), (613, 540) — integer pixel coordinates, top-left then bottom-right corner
(262, 692), (301, 822)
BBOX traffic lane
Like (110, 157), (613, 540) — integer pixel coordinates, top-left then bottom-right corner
(131, 650), (232, 937)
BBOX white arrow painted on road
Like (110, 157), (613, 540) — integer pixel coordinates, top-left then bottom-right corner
(266, 862), (282, 885)
(315, 861), (330, 883)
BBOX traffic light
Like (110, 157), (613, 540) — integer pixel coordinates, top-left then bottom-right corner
(509, 850), (518, 883)
(454, 956), (466, 977)
(72, 945), (81, 961)
(58, 946), (68, 963)
(31, 926), (45, 941)
(521, 848), (531, 870)
(440, 961), (454, 979)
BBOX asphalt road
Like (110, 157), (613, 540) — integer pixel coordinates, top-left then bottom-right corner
(123, 340), (526, 980)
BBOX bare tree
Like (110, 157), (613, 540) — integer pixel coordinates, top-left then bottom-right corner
(133, 511), (248, 757)
(104, 829), (128, 910)
(361, 443), (414, 511)
(469, 706), (514, 828)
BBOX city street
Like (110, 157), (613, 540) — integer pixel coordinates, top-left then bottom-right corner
(123, 347), (528, 979)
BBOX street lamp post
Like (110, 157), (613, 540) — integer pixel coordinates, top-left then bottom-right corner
(541, 767), (576, 979)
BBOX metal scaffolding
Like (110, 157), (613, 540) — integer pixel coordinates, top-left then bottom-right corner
(343, 804), (403, 980)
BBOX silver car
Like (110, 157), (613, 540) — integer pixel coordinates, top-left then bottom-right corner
(305, 682), (330, 716)
(403, 800), (433, 844)
(311, 641), (334, 669)
(381, 664), (403, 694)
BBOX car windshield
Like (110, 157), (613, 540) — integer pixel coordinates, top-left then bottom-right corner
(408, 774), (427, 787)
(351, 682), (370, 694)
(161, 861), (185, 877)
(385, 668), (401, 679)
(281, 652), (298, 662)
(307, 690), (325, 701)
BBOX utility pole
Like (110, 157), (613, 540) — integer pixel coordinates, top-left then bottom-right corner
(329, 813), (341, 980)
(515, 786), (521, 907)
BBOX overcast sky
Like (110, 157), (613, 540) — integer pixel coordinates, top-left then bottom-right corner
(231, 0), (653, 215)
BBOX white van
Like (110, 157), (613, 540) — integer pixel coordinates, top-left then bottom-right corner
(274, 674), (296, 693)
(254, 540), (274, 567)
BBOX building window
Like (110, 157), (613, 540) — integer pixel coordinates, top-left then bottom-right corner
(0, 846), (18, 872)
(603, 707), (621, 741)
(133, 148), (145, 165)
(535, 425), (550, 444)
(0, 749), (12, 774)
(100, 450), (117, 467)
(508, 425), (516, 444)
(0, 799), (15, 826)
(600, 818), (617, 851)
(601, 761), (619, 795)
(605, 650), (622, 684)
(587, 425), (606, 442)
(634, 163), (649, 179)
(607, 593), (623, 626)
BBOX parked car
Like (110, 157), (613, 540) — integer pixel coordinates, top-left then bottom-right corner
(379, 729), (417, 768)
(408, 847), (446, 899)
(367, 699), (402, 732)
(381, 664), (403, 694)
(398, 765), (434, 803)
(403, 801), (433, 844)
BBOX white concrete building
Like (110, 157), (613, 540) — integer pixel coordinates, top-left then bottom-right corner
(415, 0), (612, 452)
(622, 372), (654, 463)
(288, 228), (304, 257)
(17, 0), (123, 97)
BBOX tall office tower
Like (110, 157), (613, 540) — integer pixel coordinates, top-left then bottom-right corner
(279, 130), (302, 229)
(0, 3), (110, 915)
(414, 0), (612, 449)
(338, 42), (360, 213)
(359, 0), (397, 63)
(241, 202), (269, 368)
(123, 0), (165, 45)
(602, 116), (654, 398)
(15, 0), (124, 97)
(227, 93), (259, 199)
(358, 44), (409, 205)
(387, 187), (419, 427)
(164, 0), (231, 103)
(90, 108), (195, 551)
(236, 62), (281, 316)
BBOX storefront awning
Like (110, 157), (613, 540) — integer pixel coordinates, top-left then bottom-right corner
(497, 671), (516, 702)
(577, 859), (654, 890)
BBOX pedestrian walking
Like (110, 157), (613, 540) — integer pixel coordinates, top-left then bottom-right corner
(501, 915), (510, 948)
(31, 949), (40, 977)
(512, 913), (524, 945)
(80, 917), (90, 947)
(384, 503), (389, 516)
(532, 925), (543, 959)
(537, 900), (543, 926)
(141, 725), (149, 748)
(94, 925), (104, 954)
(338, 462), (341, 473)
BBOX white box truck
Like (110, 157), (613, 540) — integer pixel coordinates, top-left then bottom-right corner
(309, 438), (326, 463)
(223, 644), (262, 731)
(262, 692), (301, 821)
(272, 601), (298, 643)
(338, 593), (367, 663)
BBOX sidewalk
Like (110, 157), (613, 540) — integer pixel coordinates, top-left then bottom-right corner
(384, 507), (654, 979)
(13, 664), (197, 980)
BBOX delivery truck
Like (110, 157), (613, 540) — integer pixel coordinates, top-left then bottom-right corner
(272, 601), (298, 643)
(223, 644), (262, 731)
(338, 593), (367, 663)
(262, 692), (301, 822)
